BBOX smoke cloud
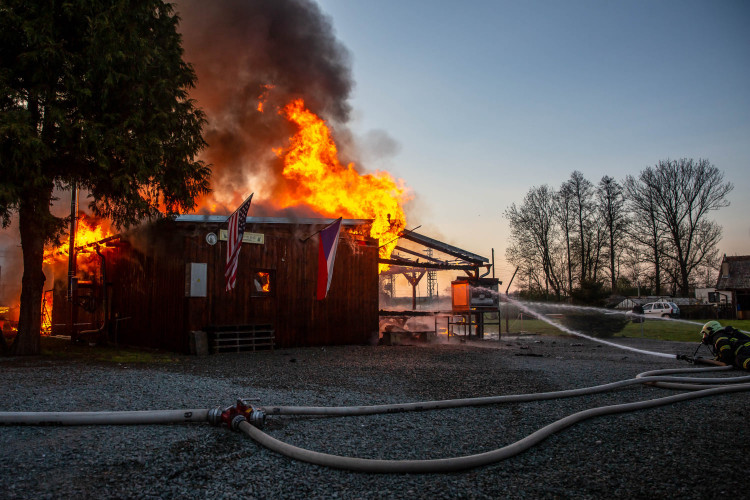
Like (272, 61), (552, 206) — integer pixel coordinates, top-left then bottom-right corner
(176, 0), (355, 213)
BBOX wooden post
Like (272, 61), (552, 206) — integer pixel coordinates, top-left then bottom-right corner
(403, 271), (426, 310)
(504, 266), (519, 336)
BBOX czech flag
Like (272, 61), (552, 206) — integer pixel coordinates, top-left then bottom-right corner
(316, 217), (342, 300)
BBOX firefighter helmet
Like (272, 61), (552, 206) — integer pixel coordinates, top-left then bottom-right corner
(701, 321), (722, 344)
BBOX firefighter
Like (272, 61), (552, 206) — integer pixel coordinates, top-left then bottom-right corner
(700, 321), (750, 371)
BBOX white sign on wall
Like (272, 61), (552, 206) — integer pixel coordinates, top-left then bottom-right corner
(218, 230), (264, 245)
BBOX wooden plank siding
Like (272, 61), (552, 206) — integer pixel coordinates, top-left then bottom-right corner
(52, 218), (379, 352)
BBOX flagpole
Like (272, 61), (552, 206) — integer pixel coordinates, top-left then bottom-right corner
(299, 217), (343, 243)
(224, 193), (254, 292)
(226, 193), (254, 223)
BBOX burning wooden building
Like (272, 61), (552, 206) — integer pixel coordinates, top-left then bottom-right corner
(51, 215), (379, 353)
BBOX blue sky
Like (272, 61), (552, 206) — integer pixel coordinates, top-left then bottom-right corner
(315, 0), (750, 282)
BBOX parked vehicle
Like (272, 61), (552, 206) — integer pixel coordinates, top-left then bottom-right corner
(642, 301), (680, 318)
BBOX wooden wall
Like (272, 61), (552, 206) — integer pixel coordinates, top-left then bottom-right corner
(53, 219), (379, 352)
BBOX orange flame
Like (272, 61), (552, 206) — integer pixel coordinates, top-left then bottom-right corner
(275, 99), (409, 271)
(258, 272), (271, 292)
(44, 213), (115, 266)
(257, 84), (275, 113)
(41, 291), (52, 336)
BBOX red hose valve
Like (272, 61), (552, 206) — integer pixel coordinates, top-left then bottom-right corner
(208, 398), (266, 430)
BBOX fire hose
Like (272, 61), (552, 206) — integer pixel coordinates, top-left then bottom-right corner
(2, 364), (750, 473)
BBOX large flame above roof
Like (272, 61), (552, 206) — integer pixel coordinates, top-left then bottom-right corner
(275, 99), (409, 270)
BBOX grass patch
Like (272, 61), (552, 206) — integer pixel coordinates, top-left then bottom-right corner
(617, 319), (750, 342)
(495, 315), (750, 343)
(39, 336), (181, 364)
(616, 319), (702, 342)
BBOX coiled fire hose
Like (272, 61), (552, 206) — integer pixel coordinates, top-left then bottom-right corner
(2, 364), (750, 473)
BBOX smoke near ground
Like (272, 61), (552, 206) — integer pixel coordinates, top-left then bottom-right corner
(176, 0), (355, 213)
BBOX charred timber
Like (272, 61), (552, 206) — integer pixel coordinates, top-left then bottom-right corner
(398, 231), (488, 266)
(75, 234), (121, 251)
(393, 245), (446, 264)
(379, 310), (451, 316)
(378, 258), (480, 271)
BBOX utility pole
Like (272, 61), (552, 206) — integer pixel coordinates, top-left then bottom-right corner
(67, 184), (78, 338)
(425, 248), (437, 302)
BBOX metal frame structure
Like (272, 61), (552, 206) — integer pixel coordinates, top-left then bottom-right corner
(379, 231), (499, 339)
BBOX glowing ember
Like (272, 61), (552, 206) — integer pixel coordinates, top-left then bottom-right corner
(257, 84), (274, 113)
(44, 213), (115, 265)
(275, 99), (409, 271)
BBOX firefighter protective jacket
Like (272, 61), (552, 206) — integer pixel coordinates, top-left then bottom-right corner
(708, 326), (750, 371)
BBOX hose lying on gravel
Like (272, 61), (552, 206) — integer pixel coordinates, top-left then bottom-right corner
(2, 366), (749, 473)
(241, 383), (750, 473)
(261, 366), (748, 416)
(0, 409), (209, 426)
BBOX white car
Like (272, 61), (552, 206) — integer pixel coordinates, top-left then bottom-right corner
(642, 301), (680, 318)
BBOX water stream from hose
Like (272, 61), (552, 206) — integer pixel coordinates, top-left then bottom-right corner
(478, 288), (678, 359)
(508, 297), (675, 358)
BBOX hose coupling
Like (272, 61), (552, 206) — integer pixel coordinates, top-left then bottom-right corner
(231, 414), (246, 431)
(207, 407), (223, 426)
(208, 398), (266, 430)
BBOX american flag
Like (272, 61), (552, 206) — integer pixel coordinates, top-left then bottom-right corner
(225, 193), (253, 292)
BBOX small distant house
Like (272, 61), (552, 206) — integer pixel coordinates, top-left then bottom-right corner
(715, 255), (750, 319)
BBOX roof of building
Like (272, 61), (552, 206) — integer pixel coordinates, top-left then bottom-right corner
(716, 255), (750, 291)
(174, 215), (370, 226)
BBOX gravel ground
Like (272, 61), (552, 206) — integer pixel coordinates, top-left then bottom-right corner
(1, 334), (748, 499)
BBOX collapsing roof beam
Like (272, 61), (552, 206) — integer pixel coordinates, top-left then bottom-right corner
(398, 231), (488, 265)
(392, 245), (447, 264)
(378, 257), (489, 272)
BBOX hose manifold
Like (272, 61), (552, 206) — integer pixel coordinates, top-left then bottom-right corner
(208, 398), (266, 430)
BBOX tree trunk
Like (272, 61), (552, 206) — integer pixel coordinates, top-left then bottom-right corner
(565, 234), (572, 296)
(11, 189), (53, 356)
(653, 241), (661, 296)
(609, 233), (616, 292)
(0, 331), (8, 356)
(679, 265), (691, 298)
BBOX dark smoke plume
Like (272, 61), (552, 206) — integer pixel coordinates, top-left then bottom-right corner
(176, 0), (354, 212)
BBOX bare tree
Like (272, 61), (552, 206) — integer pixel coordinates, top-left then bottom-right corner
(504, 185), (563, 299)
(622, 242), (648, 297)
(598, 176), (629, 292)
(505, 243), (543, 295)
(563, 171), (602, 284)
(625, 171), (666, 295)
(555, 182), (576, 296)
(635, 159), (732, 296)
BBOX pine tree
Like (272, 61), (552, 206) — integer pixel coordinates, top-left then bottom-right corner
(0, 1), (210, 354)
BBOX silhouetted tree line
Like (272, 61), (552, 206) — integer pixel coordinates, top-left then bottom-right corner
(504, 158), (733, 301)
